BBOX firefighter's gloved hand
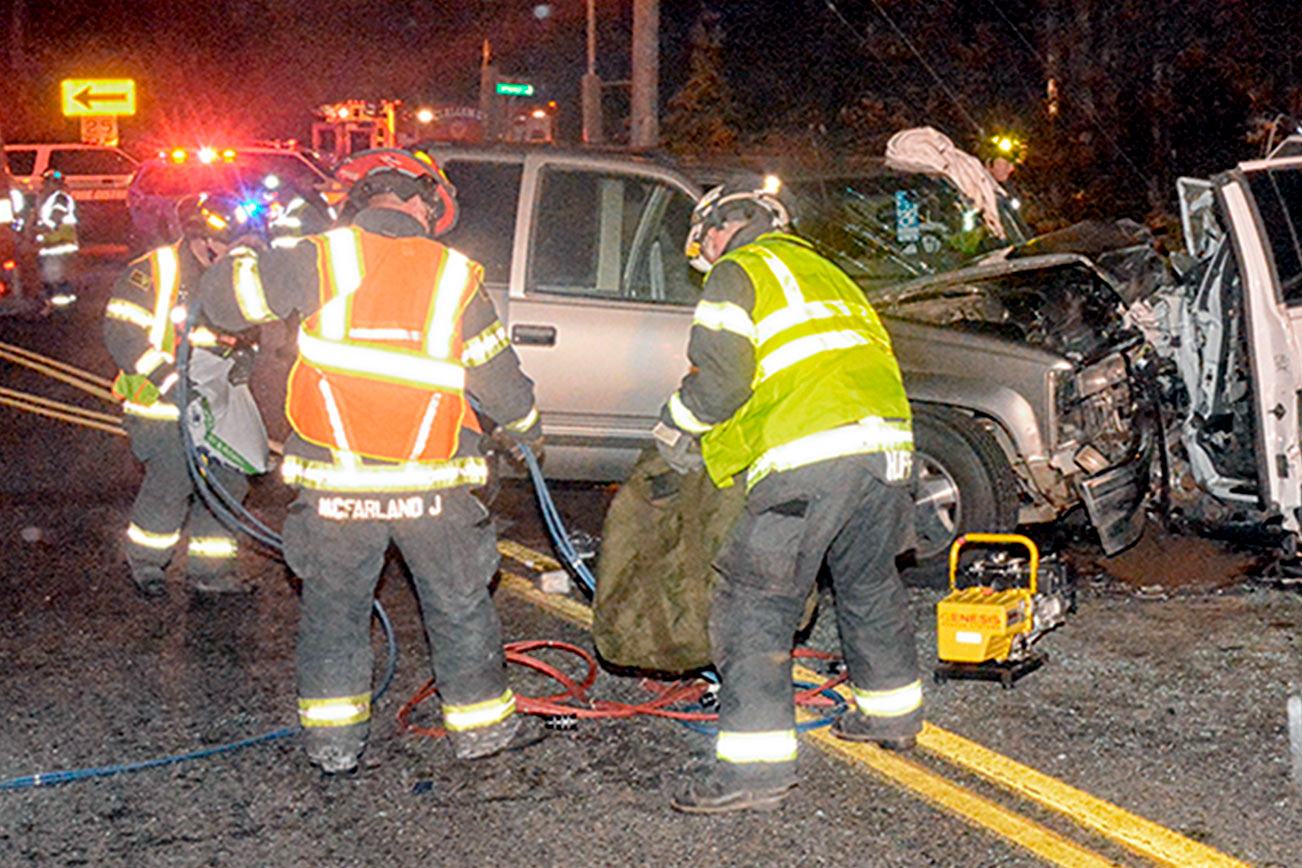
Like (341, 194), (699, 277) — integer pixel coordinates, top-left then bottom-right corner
(115, 373), (161, 407)
(226, 345), (257, 386)
(652, 421), (703, 475)
(491, 428), (545, 467)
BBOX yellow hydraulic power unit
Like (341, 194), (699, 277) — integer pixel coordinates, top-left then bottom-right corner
(935, 533), (1074, 688)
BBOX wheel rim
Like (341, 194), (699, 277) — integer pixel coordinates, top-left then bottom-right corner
(913, 451), (961, 560)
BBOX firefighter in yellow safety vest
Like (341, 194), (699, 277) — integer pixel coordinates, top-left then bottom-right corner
(196, 148), (544, 774)
(657, 174), (924, 814)
(103, 193), (263, 598)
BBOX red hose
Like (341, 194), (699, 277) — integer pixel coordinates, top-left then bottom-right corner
(397, 641), (846, 740)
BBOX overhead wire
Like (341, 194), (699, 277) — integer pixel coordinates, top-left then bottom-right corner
(822, 0), (984, 137)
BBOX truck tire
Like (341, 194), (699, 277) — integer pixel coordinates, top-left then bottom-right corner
(903, 408), (1020, 587)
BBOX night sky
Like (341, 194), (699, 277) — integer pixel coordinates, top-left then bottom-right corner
(5, 0), (1300, 219)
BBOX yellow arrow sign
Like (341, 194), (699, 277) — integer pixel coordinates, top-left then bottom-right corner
(60, 78), (136, 117)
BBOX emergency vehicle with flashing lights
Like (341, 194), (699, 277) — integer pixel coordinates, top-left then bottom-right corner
(126, 145), (342, 249)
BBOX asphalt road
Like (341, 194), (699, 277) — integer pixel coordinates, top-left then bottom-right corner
(0, 263), (1298, 866)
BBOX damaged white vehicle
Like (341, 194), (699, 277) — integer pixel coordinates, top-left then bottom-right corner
(1137, 137), (1302, 550)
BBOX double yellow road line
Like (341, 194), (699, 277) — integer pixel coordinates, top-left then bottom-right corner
(496, 539), (1249, 867)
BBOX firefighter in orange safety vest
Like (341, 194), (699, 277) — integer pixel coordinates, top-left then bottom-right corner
(196, 148), (544, 774)
(103, 193), (263, 598)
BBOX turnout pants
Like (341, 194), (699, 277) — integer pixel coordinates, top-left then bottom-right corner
(123, 417), (249, 581)
(710, 455), (922, 783)
(283, 485), (511, 757)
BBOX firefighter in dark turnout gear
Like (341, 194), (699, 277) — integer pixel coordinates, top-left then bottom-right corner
(103, 193), (261, 598)
(197, 148), (542, 774)
(34, 168), (79, 305)
(659, 174), (923, 814)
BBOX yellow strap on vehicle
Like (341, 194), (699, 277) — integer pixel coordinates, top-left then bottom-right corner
(298, 693), (371, 728)
(443, 689), (516, 732)
(126, 523), (180, 550)
(852, 680), (923, 718)
(280, 454), (488, 492)
(716, 729), (799, 764)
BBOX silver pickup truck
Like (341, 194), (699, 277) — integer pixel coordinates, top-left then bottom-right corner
(425, 144), (1155, 579)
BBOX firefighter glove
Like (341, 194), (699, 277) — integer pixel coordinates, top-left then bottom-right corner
(491, 428), (545, 467)
(652, 421), (704, 475)
(226, 345), (257, 386)
(114, 373), (161, 407)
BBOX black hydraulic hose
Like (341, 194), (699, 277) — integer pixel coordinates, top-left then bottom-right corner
(176, 303), (397, 700)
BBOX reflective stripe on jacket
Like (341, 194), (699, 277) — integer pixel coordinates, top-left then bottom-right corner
(285, 226), (481, 464)
(696, 233), (913, 488)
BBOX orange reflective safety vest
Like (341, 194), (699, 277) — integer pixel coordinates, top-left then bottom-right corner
(285, 226), (481, 464)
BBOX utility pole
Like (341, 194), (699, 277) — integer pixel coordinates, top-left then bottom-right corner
(630, 0), (659, 149)
(581, 0), (604, 144)
(479, 40), (500, 143)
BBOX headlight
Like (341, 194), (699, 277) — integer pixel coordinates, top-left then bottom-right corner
(1074, 353), (1128, 399)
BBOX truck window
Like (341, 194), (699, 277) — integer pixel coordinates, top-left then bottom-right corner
(440, 160), (522, 286)
(622, 187), (702, 305)
(49, 148), (136, 176)
(1247, 168), (1302, 304)
(6, 149), (37, 177)
(530, 167), (700, 303)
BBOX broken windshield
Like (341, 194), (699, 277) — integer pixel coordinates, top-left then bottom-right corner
(791, 173), (1015, 289)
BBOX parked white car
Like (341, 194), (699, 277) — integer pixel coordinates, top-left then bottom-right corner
(4, 143), (138, 204)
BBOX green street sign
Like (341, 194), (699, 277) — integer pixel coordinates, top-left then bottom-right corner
(495, 81), (535, 97)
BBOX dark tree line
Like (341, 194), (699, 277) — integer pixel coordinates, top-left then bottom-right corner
(663, 0), (1302, 230)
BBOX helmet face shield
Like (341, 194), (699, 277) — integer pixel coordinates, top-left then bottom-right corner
(684, 219), (713, 273)
(684, 176), (794, 272)
(684, 184), (726, 273)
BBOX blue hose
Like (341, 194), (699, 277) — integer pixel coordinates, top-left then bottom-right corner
(0, 314), (400, 793)
(517, 442), (597, 596)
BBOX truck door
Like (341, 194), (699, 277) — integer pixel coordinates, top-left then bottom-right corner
(509, 161), (701, 479)
(1220, 159), (1302, 530)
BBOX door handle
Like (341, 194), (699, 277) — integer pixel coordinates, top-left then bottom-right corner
(511, 324), (557, 346)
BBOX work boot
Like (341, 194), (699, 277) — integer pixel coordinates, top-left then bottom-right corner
(190, 573), (252, 595)
(671, 767), (797, 815)
(130, 565), (167, 599)
(448, 715), (547, 760)
(307, 743), (361, 775)
(831, 711), (919, 751)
